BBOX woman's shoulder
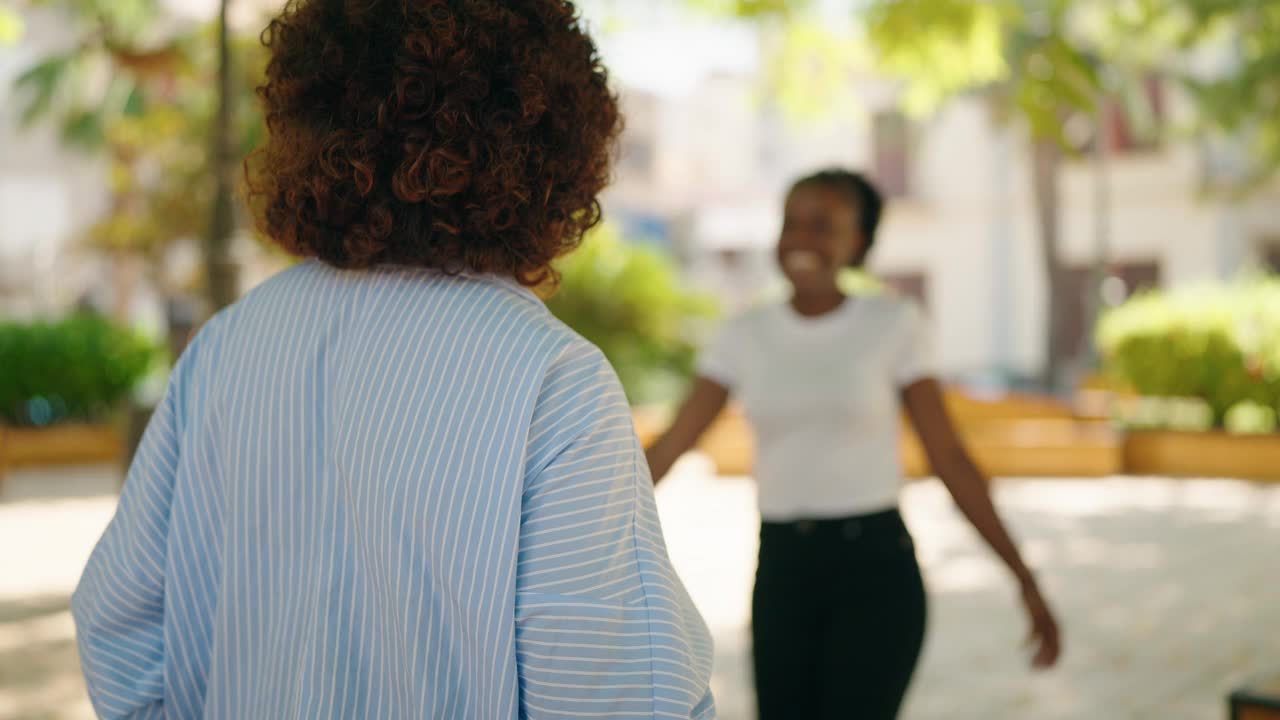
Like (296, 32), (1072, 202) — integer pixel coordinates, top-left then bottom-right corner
(241, 260), (554, 318)
(218, 261), (587, 362)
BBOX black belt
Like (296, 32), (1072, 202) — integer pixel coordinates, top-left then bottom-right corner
(762, 508), (903, 540)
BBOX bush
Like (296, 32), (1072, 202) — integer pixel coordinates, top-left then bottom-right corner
(546, 226), (716, 405)
(1097, 276), (1280, 428)
(1225, 400), (1278, 435)
(0, 314), (159, 427)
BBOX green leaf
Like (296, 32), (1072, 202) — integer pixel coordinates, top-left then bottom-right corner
(864, 0), (1013, 114)
(685, 0), (806, 19)
(123, 86), (147, 116)
(763, 20), (867, 123)
(62, 108), (105, 148)
(15, 53), (75, 126)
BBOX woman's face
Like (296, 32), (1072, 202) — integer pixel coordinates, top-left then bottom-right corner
(777, 184), (865, 294)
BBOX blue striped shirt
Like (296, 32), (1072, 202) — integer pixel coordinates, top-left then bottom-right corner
(72, 261), (715, 719)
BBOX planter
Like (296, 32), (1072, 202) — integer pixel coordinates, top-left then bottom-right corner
(698, 408), (754, 477)
(903, 420), (1122, 479)
(694, 414), (1121, 480)
(636, 389), (1115, 480)
(943, 392), (1076, 422)
(632, 406), (669, 449)
(1124, 430), (1280, 481)
(0, 423), (124, 472)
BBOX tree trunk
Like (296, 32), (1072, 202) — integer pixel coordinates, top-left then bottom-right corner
(1031, 136), (1072, 394)
(1087, 94), (1112, 367)
(204, 0), (238, 311)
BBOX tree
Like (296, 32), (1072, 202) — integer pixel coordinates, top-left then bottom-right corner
(854, 0), (1113, 391)
(864, 0), (1280, 383)
(692, 0), (1280, 390)
(10, 0), (262, 315)
(13, 0), (182, 150)
(865, 0), (1105, 389)
(85, 26), (265, 276)
(688, 0), (1133, 391)
(205, 0), (237, 310)
(1139, 0), (1280, 190)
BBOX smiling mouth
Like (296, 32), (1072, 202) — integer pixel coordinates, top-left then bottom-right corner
(783, 250), (823, 273)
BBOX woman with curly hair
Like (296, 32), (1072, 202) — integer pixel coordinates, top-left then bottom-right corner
(71, 1), (715, 718)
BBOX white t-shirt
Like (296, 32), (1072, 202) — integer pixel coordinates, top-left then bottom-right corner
(698, 296), (932, 521)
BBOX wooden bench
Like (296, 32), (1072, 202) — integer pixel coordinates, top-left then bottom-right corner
(1232, 673), (1280, 720)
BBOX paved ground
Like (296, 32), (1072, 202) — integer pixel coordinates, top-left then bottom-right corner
(2, 460), (1278, 719)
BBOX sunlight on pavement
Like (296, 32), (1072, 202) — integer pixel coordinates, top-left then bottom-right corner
(0, 465), (117, 720)
(656, 460), (1280, 720)
(3, 461), (1279, 719)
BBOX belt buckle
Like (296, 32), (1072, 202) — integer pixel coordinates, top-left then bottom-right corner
(795, 520), (816, 536)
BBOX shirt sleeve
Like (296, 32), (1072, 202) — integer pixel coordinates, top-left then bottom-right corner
(893, 300), (935, 388)
(517, 340), (716, 720)
(71, 322), (213, 719)
(696, 316), (743, 390)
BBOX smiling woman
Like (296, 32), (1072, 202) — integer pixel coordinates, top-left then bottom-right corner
(646, 167), (1061, 720)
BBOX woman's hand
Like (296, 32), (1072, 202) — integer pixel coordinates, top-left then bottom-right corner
(645, 378), (729, 485)
(1020, 579), (1061, 669)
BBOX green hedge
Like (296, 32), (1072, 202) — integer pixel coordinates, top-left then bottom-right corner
(0, 314), (158, 427)
(1097, 276), (1280, 430)
(547, 226), (716, 405)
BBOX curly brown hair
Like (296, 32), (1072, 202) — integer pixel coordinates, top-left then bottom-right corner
(246, 0), (621, 285)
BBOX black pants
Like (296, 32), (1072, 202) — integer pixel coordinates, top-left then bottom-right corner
(752, 509), (927, 720)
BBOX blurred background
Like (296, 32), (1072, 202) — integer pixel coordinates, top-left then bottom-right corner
(2, 0), (1279, 718)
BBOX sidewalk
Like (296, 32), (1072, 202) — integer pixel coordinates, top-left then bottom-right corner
(657, 457), (1280, 720)
(3, 461), (1278, 719)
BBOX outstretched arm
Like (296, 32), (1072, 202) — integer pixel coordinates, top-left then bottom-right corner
(903, 378), (1061, 668)
(644, 378), (730, 484)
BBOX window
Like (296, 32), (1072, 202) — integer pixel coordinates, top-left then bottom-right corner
(1111, 73), (1166, 153)
(871, 110), (912, 198)
(1061, 261), (1161, 359)
(1069, 73), (1167, 156)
